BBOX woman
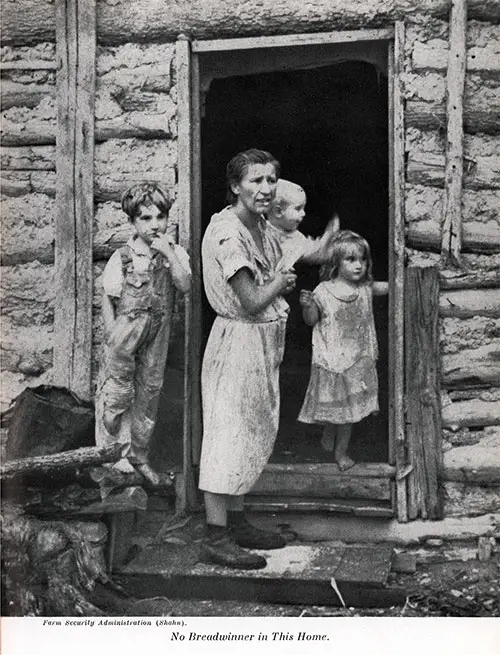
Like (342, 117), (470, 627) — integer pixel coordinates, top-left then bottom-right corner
(199, 149), (297, 569)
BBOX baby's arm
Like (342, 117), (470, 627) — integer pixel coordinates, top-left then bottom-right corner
(373, 281), (389, 296)
(301, 214), (340, 265)
(151, 234), (192, 294)
(300, 290), (320, 326)
(230, 268), (296, 315)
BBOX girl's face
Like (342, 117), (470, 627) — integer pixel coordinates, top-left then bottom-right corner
(337, 246), (367, 283)
(231, 163), (278, 216)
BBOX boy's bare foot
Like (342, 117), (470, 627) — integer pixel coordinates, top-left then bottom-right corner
(320, 432), (336, 452)
(103, 409), (121, 435)
(135, 463), (173, 487)
(335, 455), (356, 472)
(113, 458), (136, 474)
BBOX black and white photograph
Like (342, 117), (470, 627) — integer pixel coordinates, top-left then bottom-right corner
(1, 0), (499, 652)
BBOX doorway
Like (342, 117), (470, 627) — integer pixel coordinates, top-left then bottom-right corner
(200, 60), (389, 466)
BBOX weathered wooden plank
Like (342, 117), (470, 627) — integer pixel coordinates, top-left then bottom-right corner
(407, 220), (500, 254)
(405, 266), (443, 520)
(439, 288), (500, 318)
(192, 28), (394, 52)
(264, 462), (395, 477)
(441, 0), (467, 265)
(53, 0), (95, 401)
(443, 481), (500, 517)
(251, 470), (392, 501)
(3, 0), (500, 46)
(389, 22), (408, 522)
(442, 344), (500, 388)
(442, 399), (500, 428)
(176, 36), (197, 511)
(245, 496), (394, 517)
(406, 100), (500, 136)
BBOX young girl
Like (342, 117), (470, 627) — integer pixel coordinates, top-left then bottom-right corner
(298, 230), (388, 471)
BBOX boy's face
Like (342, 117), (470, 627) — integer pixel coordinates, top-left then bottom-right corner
(273, 189), (306, 233)
(133, 203), (168, 245)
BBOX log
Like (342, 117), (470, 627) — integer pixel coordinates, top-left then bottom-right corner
(442, 399), (500, 428)
(0, 80), (54, 110)
(440, 269), (500, 290)
(442, 343), (500, 388)
(407, 152), (500, 190)
(412, 41), (500, 73)
(443, 481), (500, 517)
(443, 431), (500, 484)
(439, 288), (500, 319)
(407, 220), (500, 254)
(406, 100), (500, 136)
(2, 0), (499, 46)
(0, 145), (55, 170)
(0, 444), (123, 481)
(441, 0), (467, 264)
(19, 484), (148, 516)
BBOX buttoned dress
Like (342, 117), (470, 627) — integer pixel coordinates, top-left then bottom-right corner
(199, 207), (289, 495)
(298, 281), (379, 425)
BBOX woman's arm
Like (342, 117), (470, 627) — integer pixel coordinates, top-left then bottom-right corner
(230, 268), (296, 314)
(373, 281), (389, 296)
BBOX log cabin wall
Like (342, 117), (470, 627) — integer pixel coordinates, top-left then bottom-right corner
(1, 0), (499, 522)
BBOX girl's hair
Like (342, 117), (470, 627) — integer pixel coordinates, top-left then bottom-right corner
(320, 230), (373, 283)
(226, 149), (280, 204)
(121, 182), (172, 222)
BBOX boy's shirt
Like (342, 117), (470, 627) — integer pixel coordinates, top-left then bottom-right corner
(102, 234), (190, 298)
(267, 222), (318, 271)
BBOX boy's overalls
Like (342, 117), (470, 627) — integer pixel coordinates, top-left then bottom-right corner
(96, 242), (175, 465)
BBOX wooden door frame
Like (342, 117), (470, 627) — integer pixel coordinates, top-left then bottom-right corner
(177, 25), (408, 520)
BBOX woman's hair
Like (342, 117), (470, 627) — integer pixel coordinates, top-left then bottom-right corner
(121, 182), (172, 222)
(225, 149), (280, 204)
(320, 230), (373, 283)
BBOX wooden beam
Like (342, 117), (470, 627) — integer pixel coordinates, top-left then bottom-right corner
(53, 0), (95, 401)
(263, 462), (395, 477)
(442, 344), (500, 388)
(407, 152), (500, 190)
(442, 399), (500, 428)
(406, 100), (500, 136)
(176, 36), (197, 511)
(407, 220), (500, 255)
(441, 0), (468, 265)
(192, 28), (394, 52)
(389, 22), (407, 522)
(405, 266), (443, 520)
(440, 269), (500, 291)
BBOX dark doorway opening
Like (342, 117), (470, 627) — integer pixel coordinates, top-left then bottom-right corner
(201, 61), (389, 466)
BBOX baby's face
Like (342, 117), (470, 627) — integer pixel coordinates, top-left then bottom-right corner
(274, 190), (306, 233)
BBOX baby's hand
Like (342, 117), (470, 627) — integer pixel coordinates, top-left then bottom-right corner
(151, 233), (175, 258)
(325, 213), (340, 237)
(299, 290), (315, 307)
(277, 270), (297, 294)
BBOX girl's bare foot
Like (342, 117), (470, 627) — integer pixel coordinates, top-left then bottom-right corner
(135, 463), (173, 487)
(321, 432), (336, 451)
(335, 455), (356, 472)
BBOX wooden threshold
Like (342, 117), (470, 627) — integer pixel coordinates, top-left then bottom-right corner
(246, 496), (394, 518)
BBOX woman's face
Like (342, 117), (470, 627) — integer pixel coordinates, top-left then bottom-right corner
(231, 163), (278, 216)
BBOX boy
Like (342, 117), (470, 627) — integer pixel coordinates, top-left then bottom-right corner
(96, 182), (191, 486)
(267, 179), (339, 270)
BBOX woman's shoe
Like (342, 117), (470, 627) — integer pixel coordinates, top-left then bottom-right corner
(200, 532), (267, 570)
(228, 514), (286, 550)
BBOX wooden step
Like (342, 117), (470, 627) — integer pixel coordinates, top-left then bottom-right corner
(250, 462), (395, 501)
(245, 496), (394, 518)
(116, 542), (405, 608)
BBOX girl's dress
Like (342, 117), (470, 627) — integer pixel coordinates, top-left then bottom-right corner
(298, 281), (379, 425)
(199, 207), (289, 495)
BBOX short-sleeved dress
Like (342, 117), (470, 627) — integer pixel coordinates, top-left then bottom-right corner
(298, 281), (379, 425)
(199, 207), (289, 495)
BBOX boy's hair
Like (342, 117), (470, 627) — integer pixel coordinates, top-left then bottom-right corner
(269, 179), (306, 217)
(121, 182), (172, 222)
(320, 230), (373, 283)
(226, 149), (280, 204)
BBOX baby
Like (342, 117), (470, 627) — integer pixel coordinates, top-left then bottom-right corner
(267, 179), (339, 270)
